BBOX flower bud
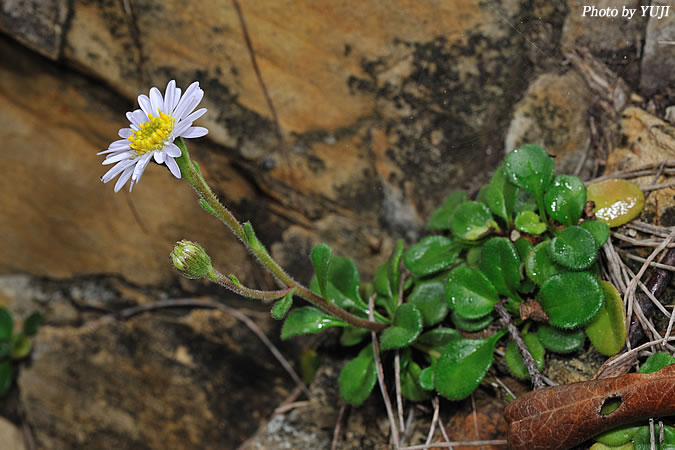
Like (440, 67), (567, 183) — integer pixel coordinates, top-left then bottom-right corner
(170, 240), (212, 279)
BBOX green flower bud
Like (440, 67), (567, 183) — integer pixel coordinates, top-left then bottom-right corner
(170, 240), (212, 279)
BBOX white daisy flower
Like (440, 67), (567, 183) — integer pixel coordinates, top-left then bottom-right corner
(99, 80), (208, 192)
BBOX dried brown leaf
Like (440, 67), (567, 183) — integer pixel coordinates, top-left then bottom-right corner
(504, 364), (675, 449)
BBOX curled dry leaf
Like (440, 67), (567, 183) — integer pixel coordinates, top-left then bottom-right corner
(504, 364), (675, 449)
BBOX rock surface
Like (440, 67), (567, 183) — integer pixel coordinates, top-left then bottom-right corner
(641, 8), (675, 95)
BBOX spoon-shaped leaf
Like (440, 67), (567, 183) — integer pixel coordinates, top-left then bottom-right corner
(445, 266), (499, 319)
(580, 220), (610, 248)
(281, 306), (347, 339)
(525, 240), (567, 285)
(544, 175), (586, 226)
(585, 281), (627, 356)
(339, 344), (377, 406)
(450, 201), (498, 240)
(380, 304), (423, 351)
(408, 279), (449, 326)
(484, 166), (518, 225)
(550, 225), (598, 270)
(537, 324), (585, 354)
(586, 179), (645, 227)
(404, 236), (459, 277)
(435, 331), (505, 400)
(428, 191), (467, 230)
(479, 237), (522, 300)
(505, 333), (546, 380)
(538, 272), (604, 329)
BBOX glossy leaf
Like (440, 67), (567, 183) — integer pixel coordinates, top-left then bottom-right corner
(450, 201), (497, 241)
(479, 237), (522, 300)
(340, 326), (369, 347)
(446, 266), (499, 319)
(451, 311), (494, 332)
(408, 279), (449, 326)
(544, 175), (586, 226)
(0, 309), (12, 341)
(581, 220), (610, 248)
(537, 324), (585, 354)
(0, 341), (9, 360)
(428, 191), (467, 230)
(338, 344), (377, 406)
(484, 166), (518, 224)
(515, 211), (546, 234)
(435, 332), (505, 401)
(281, 306), (347, 339)
(419, 362), (435, 391)
(538, 272), (604, 329)
(374, 263), (392, 298)
(327, 257), (365, 309)
(504, 144), (554, 198)
(400, 360), (430, 401)
(388, 239), (405, 300)
(550, 225), (598, 270)
(587, 179), (645, 227)
(380, 304), (423, 351)
(526, 240), (566, 285)
(404, 236), (460, 277)
(585, 281), (627, 356)
(593, 423), (641, 447)
(311, 243), (333, 297)
(505, 333), (546, 380)
(638, 352), (675, 374)
(10, 334), (31, 359)
(271, 289), (294, 320)
(0, 361), (11, 396)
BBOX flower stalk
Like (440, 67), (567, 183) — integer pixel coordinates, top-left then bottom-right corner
(173, 138), (386, 332)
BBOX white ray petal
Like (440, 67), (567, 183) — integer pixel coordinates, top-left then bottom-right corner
(149, 87), (164, 114)
(164, 80), (176, 112)
(114, 166), (135, 192)
(102, 151), (134, 165)
(165, 156), (181, 179)
(138, 94), (152, 116)
(165, 142), (182, 157)
(182, 126), (209, 138)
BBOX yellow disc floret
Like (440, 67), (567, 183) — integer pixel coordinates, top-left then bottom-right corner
(128, 109), (175, 155)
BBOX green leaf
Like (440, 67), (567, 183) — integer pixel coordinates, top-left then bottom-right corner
(451, 311), (494, 332)
(639, 352), (675, 374)
(380, 304), (423, 351)
(537, 324), (585, 354)
(504, 333), (546, 380)
(515, 211), (546, 234)
(544, 175), (587, 226)
(428, 191), (467, 230)
(587, 179), (645, 227)
(550, 225), (598, 270)
(466, 246), (482, 268)
(388, 239), (405, 299)
(514, 237), (533, 262)
(484, 166), (518, 224)
(0, 341), (9, 360)
(0, 309), (12, 341)
(435, 332), (505, 401)
(445, 266), (499, 319)
(585, 281), (627, 356)
(450, 201), (498, 241)
(419, 362), (436, 391)
(538, 272), (604, 329)
(504, 144), (554, 198)
(408, 279), (449, 326)
(525, 240), (567, 285)
(0, 361), (11, 396)
(479, 237), (522, 300)
(281, 306), (347, 339)
(400, 361), (430, 401)
(580, 220), (610, 248)
(23, 312), (42, 337)
(10, 334), (31, 359)
(404, 236), (460, 277)
(339, 344), (377, 406)
(513, 190), (538, 215)
(634, 424), (675, 449)
(340, 327), (369, 347)
(594, 424), (641, 447)
(326, 256), (367, 310)
(271, 289), (294, 320)
(311, 243), (333, 297)
(374, 263), (392, 298)
(300, 349), (320, 385)
(417, 328), (461, 350)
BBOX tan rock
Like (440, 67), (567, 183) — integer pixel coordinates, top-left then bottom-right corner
(504, 70), (593, 175)
(0, 417), (24, 450)
(0, 37), (254, 285)
(606, 107), (675, 175)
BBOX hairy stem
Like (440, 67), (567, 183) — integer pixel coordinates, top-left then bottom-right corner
(174, 138), (386, 331)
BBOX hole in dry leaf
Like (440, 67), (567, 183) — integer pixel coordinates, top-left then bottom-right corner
(600, 396), (623, 415)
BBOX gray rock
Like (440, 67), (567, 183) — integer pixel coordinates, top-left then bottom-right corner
(640, 8), (675, 95)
